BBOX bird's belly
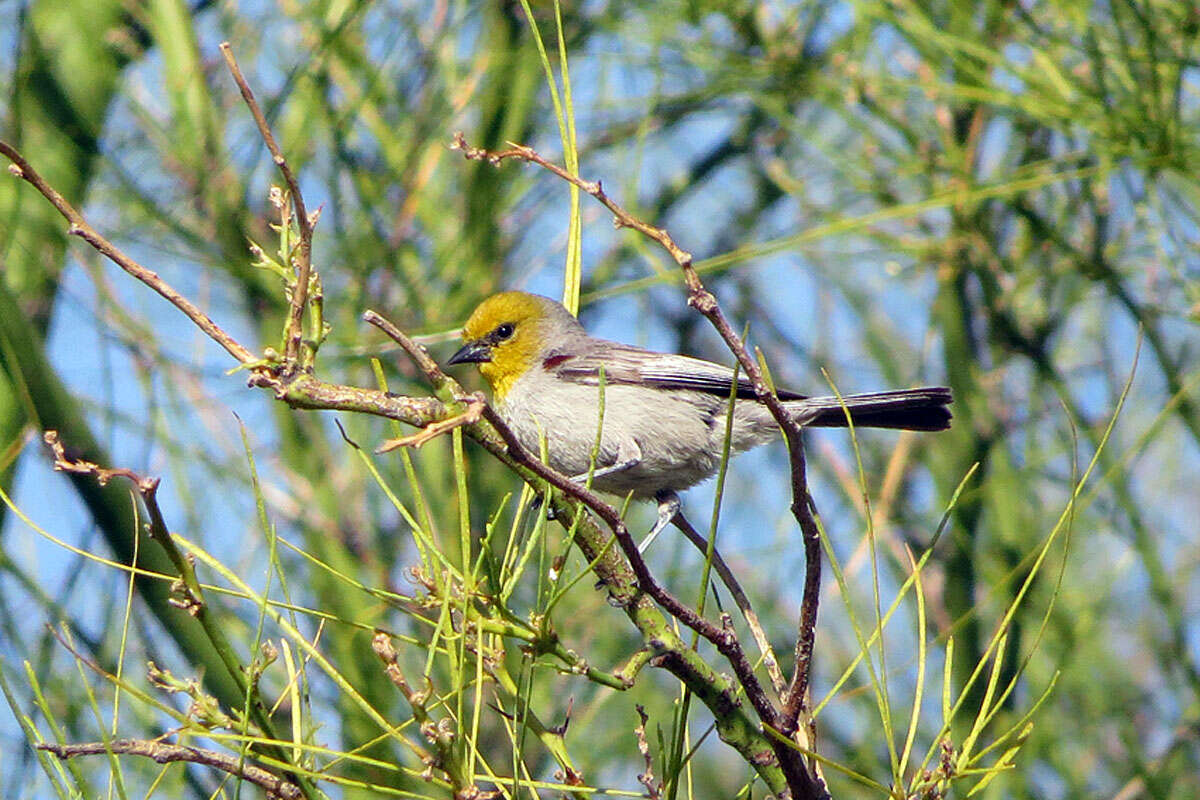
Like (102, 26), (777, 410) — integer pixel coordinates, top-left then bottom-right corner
(497, 380), (732, 498)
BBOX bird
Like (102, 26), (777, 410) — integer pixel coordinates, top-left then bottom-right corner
(446, 291), (951, 544)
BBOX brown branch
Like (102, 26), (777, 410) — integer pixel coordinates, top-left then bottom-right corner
(780, 499), (822, 729)
(362, 309), (455, 393)
(633, 706), (661, 800)
(42, 432), (315, 795)
(473, 402), (809, 787)
(477, 404), (743, 645)
(454, 134), (827, 798)
(38, 739), (302, 800)
(0, 141), (256, 365)
(219, 42), (314, 367)
(5, 121), (808, 798)
(42, 430), (204, 612)
(670, 511), (786, 696)
(372, 633), (469, 793)
(376, 398), (484, 452)
(246, 371), (447, 418)
(43, 430), (158, 493)
(451, 132), (693, 268)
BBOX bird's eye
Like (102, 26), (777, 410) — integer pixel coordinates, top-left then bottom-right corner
(494, 322), (515, 340)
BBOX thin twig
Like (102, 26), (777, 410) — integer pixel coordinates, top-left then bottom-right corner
(376, 399), (484, 452)
(0, 141), (255, 365)
(780, 498), (821, 727)
(219, 42), (314, 367)
(44, 430), (158, 493)
(454, 134), (827, 797)
(38, 740), (302, 800)
(43, 431), (200, 607)
(451, 132), (693, 267)
(671, 511), (786, 696)
(362, 309), (455, 393)
(372, 633), (469, 792)
(5, 123), (805, 799)
(473, 402), (807, 789)
(633, 706), (661, 800)
(43, 432), (311, 794)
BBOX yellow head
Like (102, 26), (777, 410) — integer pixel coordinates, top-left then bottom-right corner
(446, 291), (583, 399)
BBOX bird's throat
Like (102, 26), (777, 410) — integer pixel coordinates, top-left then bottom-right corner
(480, 360), (518, 401)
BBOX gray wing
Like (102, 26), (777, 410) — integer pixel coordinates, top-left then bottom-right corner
(547, 340), (808, 401)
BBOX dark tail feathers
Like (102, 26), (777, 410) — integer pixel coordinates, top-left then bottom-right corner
(796, 387), (953, 432)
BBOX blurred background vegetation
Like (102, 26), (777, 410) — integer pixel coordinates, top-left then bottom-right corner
(1, 0), (1197, 797)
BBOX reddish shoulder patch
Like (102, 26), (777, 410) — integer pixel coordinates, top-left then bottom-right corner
(542, 353), (573, 370)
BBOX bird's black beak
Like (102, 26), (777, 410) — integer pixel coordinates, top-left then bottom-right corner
(446, 339), (492, 366)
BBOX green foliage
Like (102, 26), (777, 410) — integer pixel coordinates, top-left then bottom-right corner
(1, 1), (1198, 798)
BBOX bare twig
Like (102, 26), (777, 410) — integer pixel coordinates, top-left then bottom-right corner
(43, 431), (196, 605)
(0, 142), (256, 365)
(42, 431), (313, 795)
(671, 511), (786, 696)
(451, 132), (693, 267)
(44, 430), (159, 493)
(372, 633), (465, 789)
(633, 706), (661, 800)
(38, 739), (302, 800)
(454, 134), (827, 797)
(219, 42), (315, 367)
(4, 122), (806, 799)
(477, 404), (758, 664)
(362, 309), (455, 393)
(473, 404), (813, 791)
(376, 398), (484, 452)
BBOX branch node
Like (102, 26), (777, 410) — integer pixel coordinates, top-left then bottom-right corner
(687, 290), (717, 314)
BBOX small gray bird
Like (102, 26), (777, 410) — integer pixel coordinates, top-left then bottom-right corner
(448, 291), (951, 541)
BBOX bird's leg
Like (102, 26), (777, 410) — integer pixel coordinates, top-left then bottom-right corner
(638, 490), (681, 553)
(571, 439), (642, 483)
